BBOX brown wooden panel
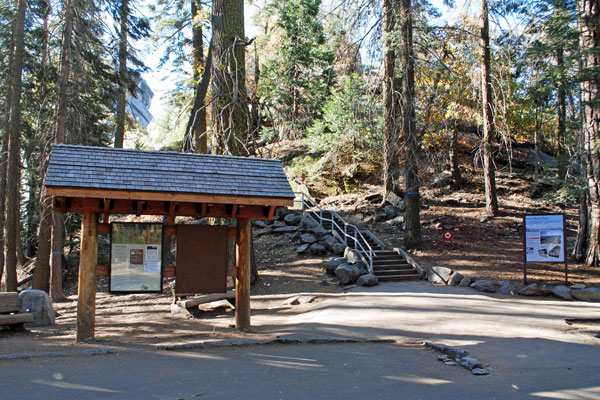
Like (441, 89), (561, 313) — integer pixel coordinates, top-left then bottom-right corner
(176, 225), (228, 295)
(0, 292), (20, 313)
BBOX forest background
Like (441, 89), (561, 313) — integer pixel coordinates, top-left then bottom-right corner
(1, 0), (599, 299)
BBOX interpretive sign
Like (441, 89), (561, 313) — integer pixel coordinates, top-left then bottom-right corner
(522, 214), (567, 283)
(110, 223), (163, 293)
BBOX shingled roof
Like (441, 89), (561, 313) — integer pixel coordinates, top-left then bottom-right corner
(45, 144), (295, 204)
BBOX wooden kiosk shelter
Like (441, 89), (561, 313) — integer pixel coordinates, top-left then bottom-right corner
(44, 144), (295, 342)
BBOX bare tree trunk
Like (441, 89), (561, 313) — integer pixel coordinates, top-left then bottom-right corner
(556, 46), (567, 178)
(580, 0), (600, 266)
(400, 0), (421, 248)
(573, 191), (588, 261)
(184, 43), (212, 153)
(211, 0), (249, 156)
(480, 0), (498, 217)
(450, 128), (462, 188)
(5, 0), (28, 292)
(191, 0), (207, 154)
(114, 0), (128, 149)
(382, 0), (399, 200)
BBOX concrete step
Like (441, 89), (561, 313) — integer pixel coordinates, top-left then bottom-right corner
(377, 273), (422, 282)
(373, 263), (412, 270)
(374, 269), (417, 276)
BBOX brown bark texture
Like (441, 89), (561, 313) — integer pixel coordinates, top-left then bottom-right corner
(580, 0), (600, 266)
(400, 0), (421, 248)
(382, 0), (399, 199)
(76, 212), (97, 342)
(5, 0), (27, 292)
(480, 0), (499, 216)
(114, 0), (128, 149)
(211, 0), (249, 156)
(192, 1), (207, 154)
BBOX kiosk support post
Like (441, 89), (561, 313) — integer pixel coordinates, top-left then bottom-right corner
(76, 212), (98, 342)
(236, 218), (251, 331)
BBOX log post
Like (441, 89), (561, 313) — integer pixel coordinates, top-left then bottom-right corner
(76, 212), (97, 342)
(236, 217), (251, 331)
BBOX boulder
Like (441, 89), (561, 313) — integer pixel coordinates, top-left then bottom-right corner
(571, 288), (600, 302)
(309, 243), (327, 255)
(385, 215), (405, 226)
(498, 281), (517, 296)
(428, 266), (453, 285)
(273, 226), (298, 234)
(470, 279), (498, 293)
(383, 206), (399, 218)
(387, 192), (405, 210)
(344, 248), (362, 264)
(460, 356), (483, 370)
(310, 226), (329, 240)
(322, 235), (339, 251)
(324, 257), (346, 274)
(300, 233), (317, 244)
(518, 283), (550, 297)
(296, 244), (310, 254)
(357, 274), (378, 287)
(284, 213), (302, 226)
(19, 289), (55, 327)
(253, 220), (267, 229)
(335, 264), (361, 285)
(432, 170), (453, 187)
(448, 272), (464, 287)
(332, 243), (346, 255)
(355, 260), (368, 274)
(551, 285), (573, 300)
(458, 276), (472, 287)
(299, 217), (319, 230)
(272, 220), (286, 228)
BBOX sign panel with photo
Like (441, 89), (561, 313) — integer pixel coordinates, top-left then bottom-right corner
(110, 223), (163, 293)
(524, 214), (565, 263)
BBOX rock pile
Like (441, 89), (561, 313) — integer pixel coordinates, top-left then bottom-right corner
(425, 265), (600, 303)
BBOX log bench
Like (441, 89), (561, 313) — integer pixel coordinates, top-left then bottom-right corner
(0, 292), (33, 332)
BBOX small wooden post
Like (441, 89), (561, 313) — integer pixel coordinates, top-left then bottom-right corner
(236, 218), (251, 331)
(76, 212), (98, 342)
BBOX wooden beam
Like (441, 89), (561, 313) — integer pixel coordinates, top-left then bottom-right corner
(167, 202), (176, 225)
(76, 212), (97, 343)
(230, 204), (238, 218)
(97, 223), (110, 235)
(236, 218), (251, 331)
(45, 187), (294, 207)
(267, 206), (275, 220)
(200, 203), (207, 217)
(177, 290), (235, 309)
(103, 199), (110, 223)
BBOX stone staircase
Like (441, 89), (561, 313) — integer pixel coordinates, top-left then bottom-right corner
(295, 191), (422, 282)
(372, 250), (423, 282)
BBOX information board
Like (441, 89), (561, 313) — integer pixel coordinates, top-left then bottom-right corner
(524, 214), (565, 263)
(110, 223), (163, 293)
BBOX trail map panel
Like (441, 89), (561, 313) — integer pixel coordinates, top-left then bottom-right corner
(110, 223), (163, 293)
(524, 214), (565, 263)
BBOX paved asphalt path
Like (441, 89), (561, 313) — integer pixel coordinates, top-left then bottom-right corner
(2, 341), (599, 400)
(1, 282), (599, 399)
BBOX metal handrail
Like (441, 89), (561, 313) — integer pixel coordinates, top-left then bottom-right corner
(293, 191), (374, 274)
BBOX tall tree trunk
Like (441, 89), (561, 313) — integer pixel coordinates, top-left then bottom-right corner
(0, 9), (17, 287)
(556, 45), (567, 178)
(184, 43), (212, 153)
(34, 0), (74, 297)
(5, 0), (28, 292)
(114, 0), (128, 148)
(211, 0), (248, 156)
(580, 0), (600, 266)
(400, 0), (421, 248)
(450, 128), (462, 188)
(191, 0), (207, 154)
(480, 0), (498, 216)
(573, 191), (588, 261)
(382, 0), (398, 200)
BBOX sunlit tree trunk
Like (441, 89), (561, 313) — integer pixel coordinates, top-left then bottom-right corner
(191, 0), (207, 154)
(5, 0), (28, 292)
(480, 0), (498, 216)
(580, 0), (600, 266)
(400, 0), (421, 248)
(211, 0), (248, 156)
(114, 0), (128, 148)
(382, 0), (399, 200)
